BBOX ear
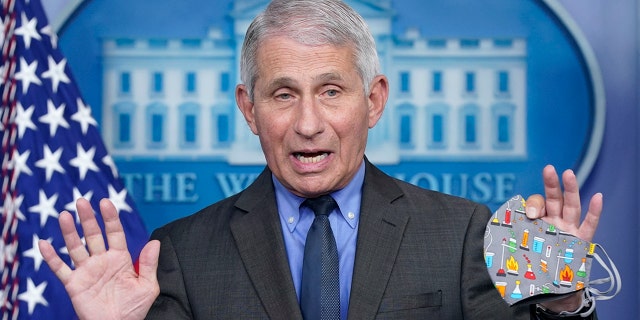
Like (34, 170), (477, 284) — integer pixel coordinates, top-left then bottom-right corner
(367, 75), (389, 129)
(236, 84), (259, 135)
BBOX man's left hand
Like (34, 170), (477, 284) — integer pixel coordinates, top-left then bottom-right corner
(525, 164), (603, 313)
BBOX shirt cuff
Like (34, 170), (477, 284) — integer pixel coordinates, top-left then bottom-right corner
(534, 295), (595, 319)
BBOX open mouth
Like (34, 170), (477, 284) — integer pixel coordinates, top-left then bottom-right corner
(294, 152), (329, 164)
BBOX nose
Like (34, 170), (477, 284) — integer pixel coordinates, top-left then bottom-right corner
(293, 97), (324, 138)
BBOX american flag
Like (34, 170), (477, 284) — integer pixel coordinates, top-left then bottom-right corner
(0, 0), (149, 318)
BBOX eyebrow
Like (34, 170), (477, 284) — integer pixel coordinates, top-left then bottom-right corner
(314, 72), (344, 83)
(264, 77), (296, 94)
(263, 72), (346, 94)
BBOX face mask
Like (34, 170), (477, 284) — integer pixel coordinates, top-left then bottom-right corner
(484, 195), (620, 315)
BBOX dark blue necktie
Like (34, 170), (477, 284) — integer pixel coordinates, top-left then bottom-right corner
(300, 195), (340, 320)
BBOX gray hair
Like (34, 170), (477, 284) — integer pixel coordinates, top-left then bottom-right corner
(240, 0), (381, 100)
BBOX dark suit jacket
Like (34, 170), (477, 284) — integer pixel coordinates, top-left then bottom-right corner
(146, 161), (539, 319)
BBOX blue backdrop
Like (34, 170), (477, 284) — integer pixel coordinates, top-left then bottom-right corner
(42, 0), (639, 318)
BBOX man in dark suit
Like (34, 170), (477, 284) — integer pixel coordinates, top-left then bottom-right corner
(40, 0), (602, 319)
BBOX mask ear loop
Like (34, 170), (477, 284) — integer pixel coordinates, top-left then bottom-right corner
(587, 243), (622, 300)
(561, 243), (622, 318)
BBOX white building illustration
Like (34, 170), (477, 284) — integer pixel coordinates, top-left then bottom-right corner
(101, 0), (527, 164)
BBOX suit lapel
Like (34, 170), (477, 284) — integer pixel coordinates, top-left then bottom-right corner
(229, 162), (408, 319)
(348, 161), (409, 319)
(230, 168), (303, 320)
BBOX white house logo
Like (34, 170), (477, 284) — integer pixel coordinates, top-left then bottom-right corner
(100, 23), (527, 164)
(57, 0), (604, 231)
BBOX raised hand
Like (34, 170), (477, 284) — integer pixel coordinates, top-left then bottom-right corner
(525, 165), (603, 313)
(525, 165), (602, 242)
(39, 198), (160, 320)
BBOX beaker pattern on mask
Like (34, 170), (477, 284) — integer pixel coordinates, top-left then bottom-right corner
(484, 195), (593, 305)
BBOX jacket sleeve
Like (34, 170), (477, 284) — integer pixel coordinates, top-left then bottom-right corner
(459, 202), (531, 319)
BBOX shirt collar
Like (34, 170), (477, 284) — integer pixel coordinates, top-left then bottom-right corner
(273, 161), (365, 232)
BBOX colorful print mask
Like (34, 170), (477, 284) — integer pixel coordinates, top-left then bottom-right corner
(484, 195), (620, 310)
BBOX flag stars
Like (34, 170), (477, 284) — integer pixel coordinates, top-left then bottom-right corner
(40, 25), (58, 49)
(28, 190), (59, 228)
(34, 145), (65, 182)
(23, 235), (50, 271)
(69, 143), (99, 180)
(108, 185), (132, 213)
(102, 155), (119, 178)
(71, 98), (97, 135)
(2, 194), (26, 222)
(17, 278), (49, 315)
(14, 12), (41, 49)
(11, 149), (33, 184)
(15, 102), (37, 138)
(14, 57), (42, 94)
(5, 2), (148, 318)
(38, 100), (70, 136)
(41, 56), (70, 93)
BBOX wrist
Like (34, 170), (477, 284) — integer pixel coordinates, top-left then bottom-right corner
(539, 291), (583, 313)
(536, 290), (595, 318)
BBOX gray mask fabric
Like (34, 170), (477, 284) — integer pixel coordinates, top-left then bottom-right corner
(484, 195), (620, 315)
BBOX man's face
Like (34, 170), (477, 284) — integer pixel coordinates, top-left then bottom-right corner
(236, 36), (388, 198)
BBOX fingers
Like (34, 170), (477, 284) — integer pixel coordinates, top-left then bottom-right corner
(578, 193), (603, 242)
(525, 194), (545, 219)
(76, 198), (107, 256)
(542, 165), (564, 219)
(138, 240), (161, 291)
(59, 209), (90, 267)
(100, 198), (129, 252)
(560, 169), (581, 227)
(41, 197), (147, 292)
(540, 165), (582, 225)
(39, 239), (73, 284)
(527, 165), (602, 242)
(58, 198), (128, 268)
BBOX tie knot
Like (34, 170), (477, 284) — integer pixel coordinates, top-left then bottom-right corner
(303, 195), (337, 217)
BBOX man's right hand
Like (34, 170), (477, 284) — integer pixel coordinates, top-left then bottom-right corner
(39, 198), (160, 320)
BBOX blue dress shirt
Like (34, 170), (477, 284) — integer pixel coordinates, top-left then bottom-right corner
(274, 162), (364, 320)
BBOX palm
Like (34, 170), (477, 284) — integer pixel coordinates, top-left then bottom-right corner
(39, 198), (159, 320)
(65, 248), (152, 319)
(535, 165), (602, 243)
